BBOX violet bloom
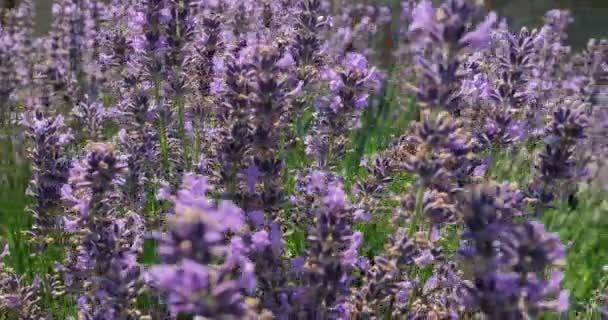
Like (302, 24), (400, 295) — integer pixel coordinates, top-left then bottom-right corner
(498, 221), (569, 316)
(496, 27), (537, 110)
(407, 0), (497, 112)
(2, 0), (36, 96)
(113, 126), (156, 212)
(296, 181), (363, 318)
(531, 106), (588, 209)
(352, 153), (395, 213)
(246, 219), (292, 318)
(324, 3), (391, 59)
(401, 112), (480, 191)
(350, 230), (417, 318)
(114, 78), (162, 214)
(0, 244), (46, 319)
(164, 0), (195, 169)
(408, 0), (441, 43)
(72, 96), (108, 142)
(569, 38), (608, 104)
(307, 53), (384, 168)
(459, 25), (536, 148)
(480, 113), (524, 148)
(148, 173), (255, 318)
(131, 0), (167, 82)
(50, 0), (105, 103)
(525, 10), (573, 112)
(188, 11), (224, 149)
(291, 0), (328, 83)
(247, 45), (294, 216)
(282, 0), (330, 147)
(351, 226), (464, 318)
(0, 26), (17, 125)
(20, 104), (73, 241)
(458, 183), (567, 318)
(216, 52), (252, 203)
(460, 12), (498, 50)
(60, 143), (142, 320)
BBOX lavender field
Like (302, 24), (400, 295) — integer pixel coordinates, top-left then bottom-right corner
(0, 0), (607, 319)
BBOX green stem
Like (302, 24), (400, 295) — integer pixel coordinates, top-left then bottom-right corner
(174, 97), (190, 171)
(154, 79), (170, 176)
(408, 185), (425, 237)
(193, 128), (202, 167)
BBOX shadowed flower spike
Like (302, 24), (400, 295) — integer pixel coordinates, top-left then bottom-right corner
(307, 51), (384, 168)
(400, 112), (480, 190)
(21, 103), (73, 241)
(60, 143), (142, 319)
(531, 104), (589, 209)
(458, 183), (568, 318)
(0, 243), (46, 318)
(295, 178), (363, 318)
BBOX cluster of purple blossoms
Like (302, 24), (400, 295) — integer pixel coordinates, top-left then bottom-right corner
(462, 25), (535, 148)
(382, 111), (484, 249)
(20, 103), (73, 242)
(530, 105), (589, 208)
(292, 180), (364, 318)
(3, 0), (603, 318)
(306, 52), (384, 168)
(150, 173), (257, 318)
(406, 0), (497, 113)
(60, 143), (143, 319)
(0, 244), (46, 319)
(458, 183), (568, 318)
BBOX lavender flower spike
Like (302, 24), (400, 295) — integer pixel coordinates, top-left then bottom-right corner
(60, 143), (142, 320)
(148, 173), (257, 318)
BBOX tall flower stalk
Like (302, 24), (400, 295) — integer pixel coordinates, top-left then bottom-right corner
(21, 104), (73, 243)
(60, 143), (142, 319)
(149, 173), (257, 318)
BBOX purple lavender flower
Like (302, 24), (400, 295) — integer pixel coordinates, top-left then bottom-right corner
(569, 38), (608, 104)
(215, 51), (253, 203)
(20, 104), (73, 241)
(246, 219), (292, 317)
(291, 0), (328, 85)
(60, 143), (142, 319)
(188, 11), (224, 146)
(307, 52), (384, 168)
(247, 45), (293, 215)
(407, 0), (497, 112)
(0, 25), (17, 125)
(531, 105), (589, 208)
(72, 95), (109, 142)
(400, 112), (480, 190)
(352, 153), (395, 213)
(460, 12), (497, 50)
(295, 181), (362, 318)
(458, 183), (567, 318)
(0, 244), (46, 319)
(148, 172), (255, 318)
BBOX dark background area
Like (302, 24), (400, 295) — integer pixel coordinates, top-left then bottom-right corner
(486, 0), (608, 48)
(21, 0), (607, 49)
